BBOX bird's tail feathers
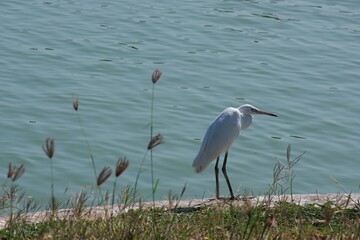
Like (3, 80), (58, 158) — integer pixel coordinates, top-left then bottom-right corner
(192, 163), (204, 173)
(192, 156), (209, 173)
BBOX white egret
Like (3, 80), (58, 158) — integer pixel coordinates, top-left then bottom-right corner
(192, 104), (277, 199)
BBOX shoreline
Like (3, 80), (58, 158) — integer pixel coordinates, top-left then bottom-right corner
(1, 193), (359, 229)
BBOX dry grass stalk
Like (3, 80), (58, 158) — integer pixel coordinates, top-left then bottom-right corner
(72, 95), (97, 180)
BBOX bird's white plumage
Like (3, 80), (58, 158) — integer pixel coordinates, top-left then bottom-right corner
(192, 107), (243, 173)
(192, 103), (278, 199)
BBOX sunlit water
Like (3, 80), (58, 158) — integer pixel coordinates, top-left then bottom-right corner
(1, 0), (359, 206)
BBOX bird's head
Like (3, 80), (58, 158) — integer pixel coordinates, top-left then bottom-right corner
(239, 104), (278, 117)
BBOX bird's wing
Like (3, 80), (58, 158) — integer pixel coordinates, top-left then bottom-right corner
(193, 108), (241, 172)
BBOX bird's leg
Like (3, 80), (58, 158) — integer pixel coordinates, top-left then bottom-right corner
(215, 156), (220, 199)
(222, 152), (235, 200)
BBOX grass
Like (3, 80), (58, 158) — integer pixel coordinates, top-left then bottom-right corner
(0, 196), (359, 239)
(1, 68), (359, 239)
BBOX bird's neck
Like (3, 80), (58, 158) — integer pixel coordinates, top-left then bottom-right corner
(240, 114), (253, 130)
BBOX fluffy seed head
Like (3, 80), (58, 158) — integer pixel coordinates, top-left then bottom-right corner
(97, 166), (112, 186)
(43, 138), (55, 159)
(151, 69), (162, 84)
(7, 163), (25, 182)
(148, 133), (164, 150)
(73, 95), (79, 111)
(115, 158), (129, 177)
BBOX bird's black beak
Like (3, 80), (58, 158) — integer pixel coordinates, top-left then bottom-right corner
(255, 109), (278, 117)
